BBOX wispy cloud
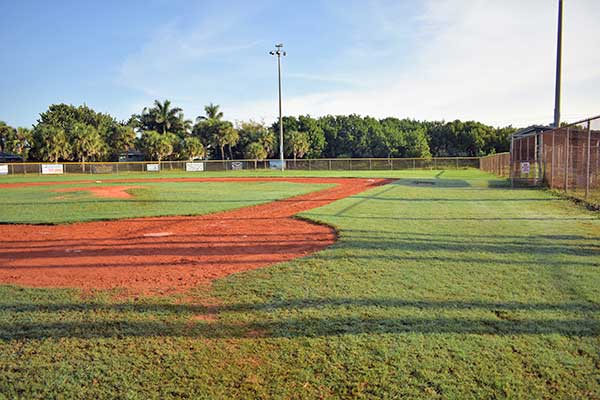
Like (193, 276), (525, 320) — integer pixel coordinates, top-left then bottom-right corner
(116, 0), (600, 127)
(230, 0), (600, 127)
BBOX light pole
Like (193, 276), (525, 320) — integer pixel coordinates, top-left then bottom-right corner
(270, 43), (286, 171)
(553, 0), (563, 128)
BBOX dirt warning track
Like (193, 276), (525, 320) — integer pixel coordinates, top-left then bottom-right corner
(0, 178), (390, 296)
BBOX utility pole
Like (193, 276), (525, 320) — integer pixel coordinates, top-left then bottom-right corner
(553, 0), (563, 128)
(270, 43), (287, 171)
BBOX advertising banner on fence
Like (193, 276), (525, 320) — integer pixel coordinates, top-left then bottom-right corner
(185, 162), (204, 172)
(146, 164), (160, 172)
(0, 165), (8, 175)
(520, 162), (530, 174)
(231, 161), (243, 170)
(42, 164), (64, 175)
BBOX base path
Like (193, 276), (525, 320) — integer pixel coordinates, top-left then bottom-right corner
(0, 178), (390, 296)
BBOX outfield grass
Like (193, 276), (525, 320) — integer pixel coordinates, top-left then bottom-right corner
(1, 170), (599, 399)
(0, 181), (329, 224)
(0, 168), (487, 183)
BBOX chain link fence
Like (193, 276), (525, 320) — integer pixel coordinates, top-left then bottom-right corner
(0, 157), (480, 176)
(540, 116), (600, 205)
(508, 115), (600, 206)
(480, 153), (510, 177)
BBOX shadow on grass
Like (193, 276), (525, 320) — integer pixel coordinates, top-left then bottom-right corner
(1, 297), (598, 340)
(1, 229), (598, 269)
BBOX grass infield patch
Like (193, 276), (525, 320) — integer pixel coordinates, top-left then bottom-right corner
(0, 181), (330, 224)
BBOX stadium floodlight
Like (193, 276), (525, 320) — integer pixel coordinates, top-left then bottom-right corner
(270, 43), (287, 171)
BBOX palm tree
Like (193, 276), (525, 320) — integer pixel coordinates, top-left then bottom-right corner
(71, 123), (106, 170)
(196, 103), (223, 122)
(6, 127), (33, 159)
(153, 99), (182, 134)
(177, 112), (193, 136)
(286, 131), (310, 164)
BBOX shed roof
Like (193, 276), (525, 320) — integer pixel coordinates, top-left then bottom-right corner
(511, 125), (552, 139)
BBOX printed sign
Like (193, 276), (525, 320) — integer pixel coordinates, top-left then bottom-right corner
(231, 161), (243, 171)
(146, 163), (160, 172)
(42, 164), (64, 175)
(0, 165), (8, 175)
(520, 162), (530, 174)
(269, 160), (286, 170)
(185, 162), (205, 172)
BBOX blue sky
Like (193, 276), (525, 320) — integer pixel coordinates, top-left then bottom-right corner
(1, 0), (599, 128)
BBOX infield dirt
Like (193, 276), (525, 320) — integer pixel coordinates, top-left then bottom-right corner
(0, 178), (390, 296)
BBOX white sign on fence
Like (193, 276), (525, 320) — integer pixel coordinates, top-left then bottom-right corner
(185, 162), (205, 172)
(0, 165), (8, 175)
(146, 164), (160, 172)
(231, 161), (243, 170)
(520, 162), (530, 174)
(42, 164), (64, 175)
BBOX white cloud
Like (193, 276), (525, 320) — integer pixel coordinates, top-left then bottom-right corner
(230, 0), (600, 127)
(118, 0), (600, 127)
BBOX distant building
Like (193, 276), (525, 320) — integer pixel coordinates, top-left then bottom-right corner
(118, 150), (144, 162)
(0, 152), (23, 163)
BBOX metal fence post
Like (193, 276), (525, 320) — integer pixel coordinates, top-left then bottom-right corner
(564, 128), (570, 192)
(328, 159), (331, 171)
(585, 121), (592, 199)
(510, 136), (514, 187)
(551, 132), (555, 187)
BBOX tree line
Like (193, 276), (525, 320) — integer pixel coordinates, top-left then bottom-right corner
(0, 100), (517, 162)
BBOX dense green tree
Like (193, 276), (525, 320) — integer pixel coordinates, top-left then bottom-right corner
(106, 125), (137, 159)
(139, 130), (176, 161)
(180, 137), (205, 160)
(37, 104), (118, 135)
(70, 122), (106, 165)
(16, 101), (520, 162)
(234, 121), (275, 159)
(285, 130), (310, 161)
(5, 127), (33, 159)
(244, 141), (268, 164)
(0, 121), (14, 153)
(215, 124), (239, 160)
(298, 115), (326, 158)
(31, 124), (71, 162)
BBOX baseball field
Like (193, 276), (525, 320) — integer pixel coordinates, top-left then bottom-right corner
(0, 169), (599, 399)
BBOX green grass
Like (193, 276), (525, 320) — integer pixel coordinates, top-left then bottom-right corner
(0, 181), (330, 224)
(0, 167), (486, 183)
(1, 170), (599, 399)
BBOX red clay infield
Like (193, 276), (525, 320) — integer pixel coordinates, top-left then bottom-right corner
(0, 178), (390, 296)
